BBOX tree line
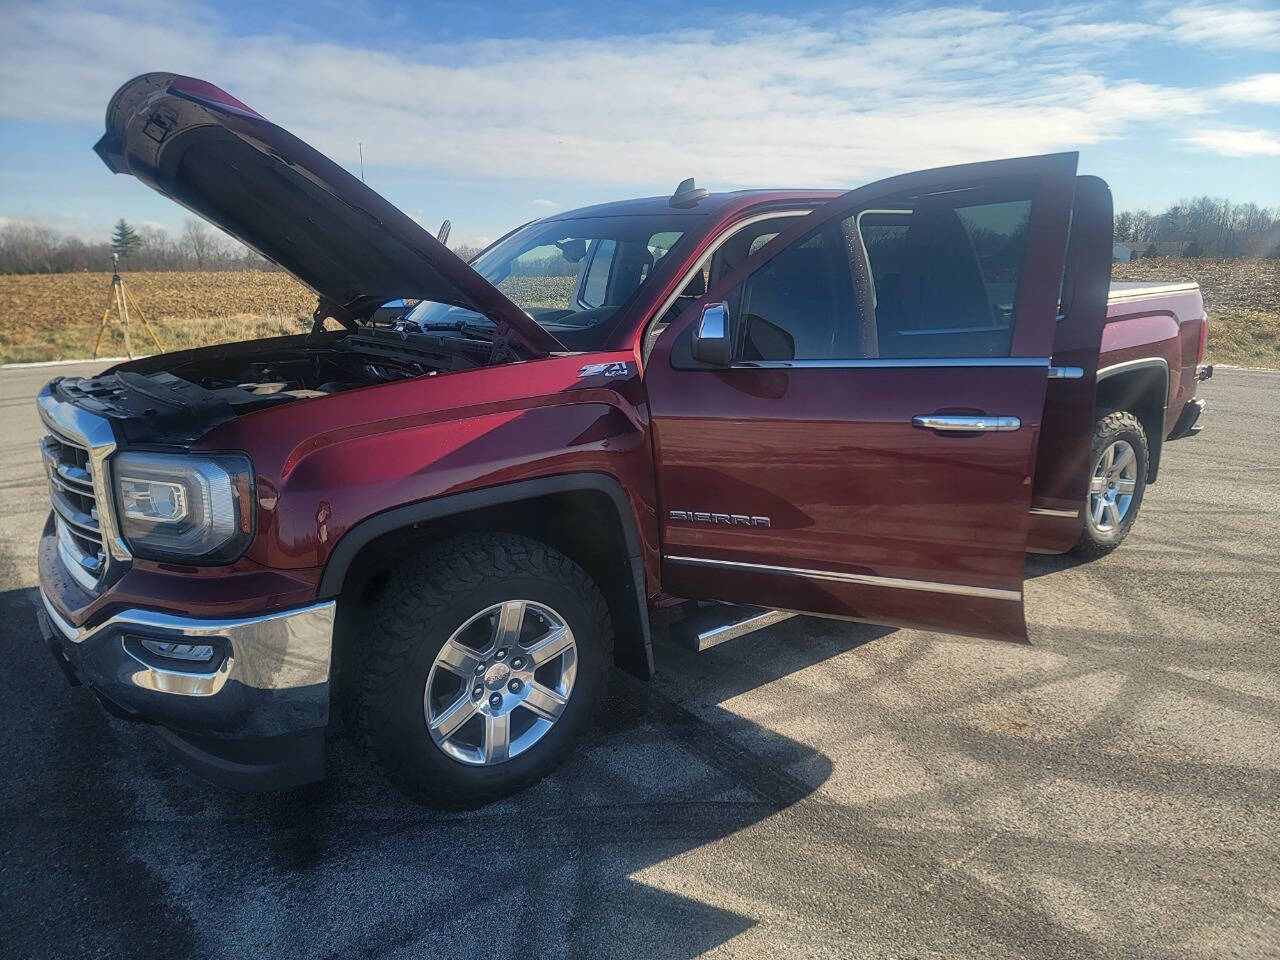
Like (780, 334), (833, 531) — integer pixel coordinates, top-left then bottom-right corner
(1114, 197), (1280, 259)
(4, 195), (1279, 274)
(0, 218), (275, 274)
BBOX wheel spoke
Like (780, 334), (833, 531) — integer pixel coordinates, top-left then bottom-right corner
(525, 624), (572, 666)
(430, 693), (478, 740)
(1112, 445), (1135, 474)
(1116, 478), (1137, 495)
(434, 638), (483, 679)
(494, 600), (526, 647)
(1089, 476), (1107, 495)
(522, 681), (567, 722)
(1103, 445), (1115, 471)
(483, 712), (511, 763)
(1105, 501), (1121, 528)
(1092, 497), (1107, 525)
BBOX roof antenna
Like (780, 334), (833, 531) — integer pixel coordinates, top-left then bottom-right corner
(437, 219), (451, 245)
(358, 142), (365, 183)
(669, 177), (709, 208)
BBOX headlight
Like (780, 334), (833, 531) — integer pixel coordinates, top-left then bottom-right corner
(112, 451), (255, 563)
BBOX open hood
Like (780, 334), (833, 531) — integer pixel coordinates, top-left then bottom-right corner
(93, 73), (563, 357)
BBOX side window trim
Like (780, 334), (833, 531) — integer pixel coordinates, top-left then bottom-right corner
(641, 208), (815, 364)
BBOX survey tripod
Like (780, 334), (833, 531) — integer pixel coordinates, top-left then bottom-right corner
(93, 253), (163, 359)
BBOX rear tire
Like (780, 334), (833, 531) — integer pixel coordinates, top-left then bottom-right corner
(1071, 409), (1149, 558)
(353, 533), (613, 808)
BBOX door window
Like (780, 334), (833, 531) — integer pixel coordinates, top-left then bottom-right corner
(728, 190), (1036, 362)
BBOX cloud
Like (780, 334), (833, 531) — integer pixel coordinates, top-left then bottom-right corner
(1166, 4), (1280, 51)
(1217, 73), (1280, 104)
(532, 199), (559, 208)
(1181, 128), (1280, 157)
(0, 0), (1266, 193)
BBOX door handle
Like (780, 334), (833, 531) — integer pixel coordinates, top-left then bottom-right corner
(912, 415), (1021, 433)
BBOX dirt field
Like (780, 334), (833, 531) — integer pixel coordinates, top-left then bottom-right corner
(2, 259), (1277, 366)
(1112, 257), (1280, 368)
(0, 271), (314, 363)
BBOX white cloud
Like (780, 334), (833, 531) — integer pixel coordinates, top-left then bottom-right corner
(0, 0), (1266, 194)
(1166, 4), (1280, 51)
(1217, 73), (1280, 104)
(1181, 128), (1280, 157)
(532, 199), (559, 208)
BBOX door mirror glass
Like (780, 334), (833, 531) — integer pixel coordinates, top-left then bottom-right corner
(692, 301), (733, 366)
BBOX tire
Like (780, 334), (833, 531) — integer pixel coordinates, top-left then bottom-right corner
(353, 533), (613, 808)
(1071, 408), (1149, 558)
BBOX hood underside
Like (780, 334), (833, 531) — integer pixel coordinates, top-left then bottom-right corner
(93, 73), (563, 357)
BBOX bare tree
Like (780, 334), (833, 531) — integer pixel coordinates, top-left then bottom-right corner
(182, 218), (229, 269)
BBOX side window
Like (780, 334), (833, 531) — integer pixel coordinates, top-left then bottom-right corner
(852, 197), (1032, 358)
(579, 239), (616, 308)
(733, 225), (856, 361)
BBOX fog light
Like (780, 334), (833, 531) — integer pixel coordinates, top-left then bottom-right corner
(139, 638), (215, 662)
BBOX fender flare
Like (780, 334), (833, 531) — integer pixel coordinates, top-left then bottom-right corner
(1096, 357), (1169, 482)
(316, 472), (654, 677)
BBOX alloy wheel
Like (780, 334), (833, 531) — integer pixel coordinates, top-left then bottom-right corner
(1087, 439), (1138, 535)
(423, 600), (577, 766)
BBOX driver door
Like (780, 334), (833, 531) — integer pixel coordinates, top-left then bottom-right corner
(645, 153), (1098, 642)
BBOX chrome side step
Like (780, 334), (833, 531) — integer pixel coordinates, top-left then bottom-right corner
(671, 605), (797, 652)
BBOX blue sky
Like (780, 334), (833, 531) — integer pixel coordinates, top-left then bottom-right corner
(1, 0), (1278, 249)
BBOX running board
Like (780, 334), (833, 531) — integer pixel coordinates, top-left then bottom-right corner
(671, 605), (796, 652)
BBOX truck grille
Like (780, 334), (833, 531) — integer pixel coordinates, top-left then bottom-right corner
(38, 388), (126, 594)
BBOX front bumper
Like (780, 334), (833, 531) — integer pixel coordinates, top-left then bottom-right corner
(37, 588), (334, 791)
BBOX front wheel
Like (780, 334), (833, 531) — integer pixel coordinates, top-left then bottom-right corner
(1071, 409), (1149, 558)
(353, 533), (613, 808)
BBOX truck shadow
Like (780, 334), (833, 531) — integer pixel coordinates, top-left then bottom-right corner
(0, 586), (893, 960)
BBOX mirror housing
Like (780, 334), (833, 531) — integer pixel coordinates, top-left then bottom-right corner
(692, 301), (733, 366)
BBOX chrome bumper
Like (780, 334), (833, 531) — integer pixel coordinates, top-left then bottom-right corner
(40, 589), (335, 699)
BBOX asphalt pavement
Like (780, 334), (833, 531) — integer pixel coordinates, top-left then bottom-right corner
(1, 361), (1276, 959)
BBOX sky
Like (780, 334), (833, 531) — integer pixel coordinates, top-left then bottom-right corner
(0, 0), (1278, 249)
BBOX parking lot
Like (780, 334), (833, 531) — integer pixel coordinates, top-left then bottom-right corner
(1, 361), (1276, 959)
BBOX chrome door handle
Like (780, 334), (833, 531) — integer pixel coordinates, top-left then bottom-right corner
(912, 415), (1021, 432)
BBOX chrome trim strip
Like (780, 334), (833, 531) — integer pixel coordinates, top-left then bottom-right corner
(1029, 506), (1080, 518)
(1095, 357), (1169, 382)
(55, 519), (103, 592)
(731, 356), (1051, 370)
(693, 609), (796, 651)
(39, 590), (336, 696)
(1047, 366), (1085, 379)
(663, 555), (1021, 601)
(912, 414), (1021, 432)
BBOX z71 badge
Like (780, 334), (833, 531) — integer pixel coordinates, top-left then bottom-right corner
(669, 510), (771, 527)
(577, 361), (631, 378)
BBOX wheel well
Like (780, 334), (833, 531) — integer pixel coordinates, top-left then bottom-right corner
(1096, 366), (1166, 482)
(329, 487), (652, 714)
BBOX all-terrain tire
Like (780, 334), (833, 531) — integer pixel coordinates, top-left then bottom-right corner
(1071, 408), (1149, 559)
(353, 533), (613, 808)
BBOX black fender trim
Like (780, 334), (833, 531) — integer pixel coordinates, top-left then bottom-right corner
(317, 473), (654, 678)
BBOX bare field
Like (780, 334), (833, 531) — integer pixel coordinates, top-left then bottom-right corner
(2, 258), (1278, 366)
(1112, 257), (1280, 367)
(0, 271), (314, 363)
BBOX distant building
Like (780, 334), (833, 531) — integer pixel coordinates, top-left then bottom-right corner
(1113, 242), (1135, 263)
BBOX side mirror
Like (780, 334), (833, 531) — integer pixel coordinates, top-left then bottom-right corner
(692, 301), (733, 366)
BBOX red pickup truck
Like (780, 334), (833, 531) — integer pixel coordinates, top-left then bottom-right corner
(35, 74), (1211, 807)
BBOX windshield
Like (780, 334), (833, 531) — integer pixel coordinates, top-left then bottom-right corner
(403, 214), (691, 350)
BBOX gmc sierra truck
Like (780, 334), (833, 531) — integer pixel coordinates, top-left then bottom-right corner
(35, 74), (1211, 807)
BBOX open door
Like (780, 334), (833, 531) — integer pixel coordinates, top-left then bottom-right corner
(644, 154), (1081, 642)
